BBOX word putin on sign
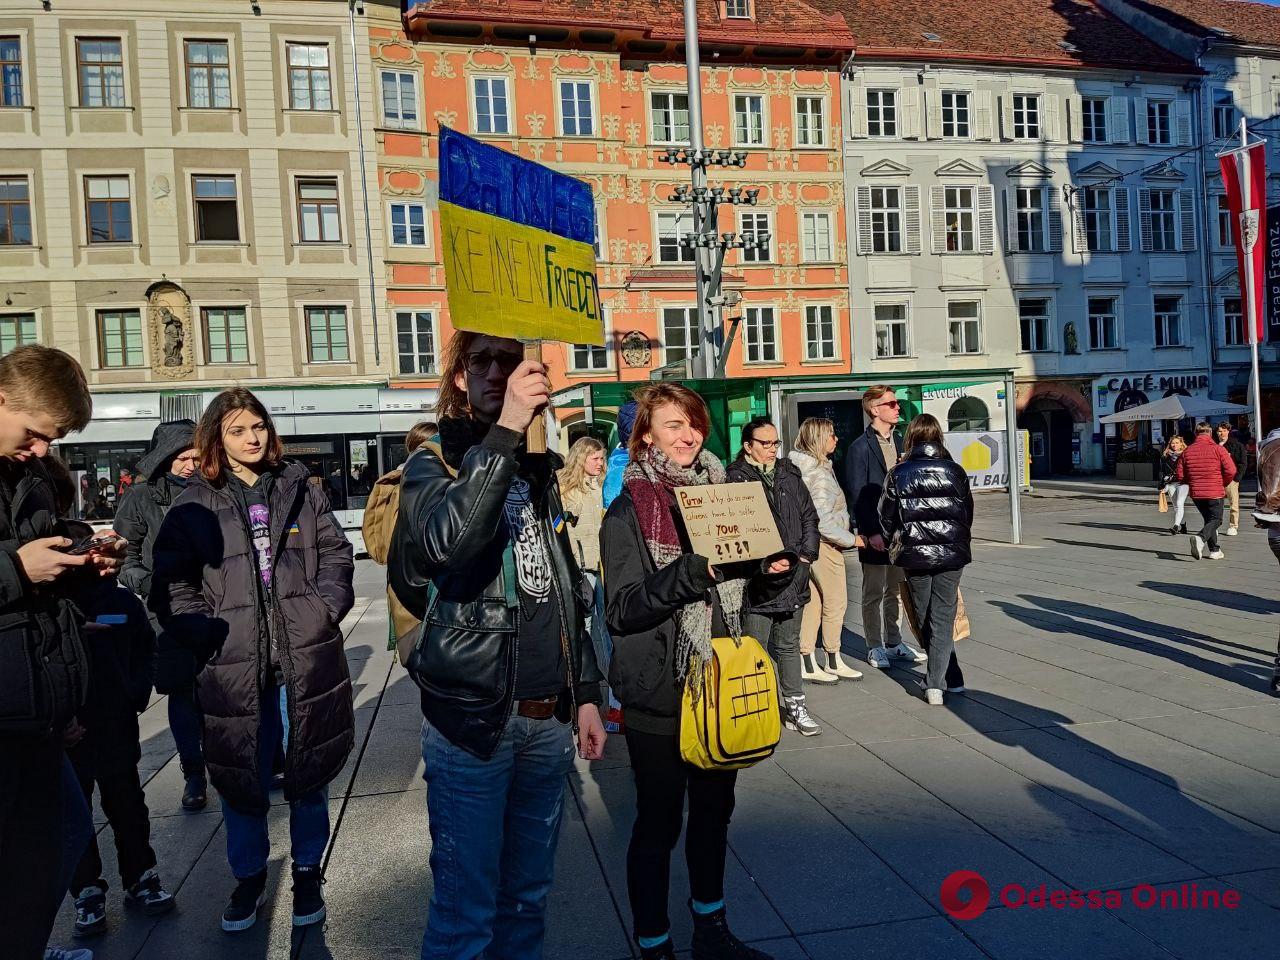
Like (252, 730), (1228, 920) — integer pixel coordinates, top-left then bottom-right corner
(676, 482), (785, 565)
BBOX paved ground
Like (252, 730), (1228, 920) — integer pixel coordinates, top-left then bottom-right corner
(53, 480), (1280, 959)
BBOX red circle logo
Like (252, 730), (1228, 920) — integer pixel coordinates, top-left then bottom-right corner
(940, 870), (991, 920)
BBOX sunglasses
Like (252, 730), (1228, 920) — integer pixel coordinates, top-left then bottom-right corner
(464, 351), (522, 377)
(876, 400), (901, 410)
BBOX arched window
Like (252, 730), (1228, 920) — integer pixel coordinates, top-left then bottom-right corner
(947, 396), (990, 432)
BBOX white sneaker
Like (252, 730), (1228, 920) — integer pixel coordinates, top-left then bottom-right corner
(822, 653), (864, 680)
(1225, 526), (1238, 536)
(867, 647), (891, 669)
(801, 653), (838, 683)
(1208, 549), (1225, 560)
(925, 688), (944, 705)
(887, 642), (928, 664)
(1190, 535), (1205, 559)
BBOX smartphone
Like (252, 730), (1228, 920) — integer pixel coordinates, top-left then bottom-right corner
(69, 533), (122, 556)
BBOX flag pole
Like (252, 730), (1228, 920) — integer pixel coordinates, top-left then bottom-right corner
(1241, 118), (1265, 444)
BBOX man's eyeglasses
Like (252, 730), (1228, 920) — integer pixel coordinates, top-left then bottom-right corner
(464, 351), (522, 377)
(750, 439), (782, 449)
(875, 400), (901, 410)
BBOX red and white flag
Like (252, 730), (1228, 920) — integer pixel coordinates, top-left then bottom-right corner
(1219, 142), (1267, 343)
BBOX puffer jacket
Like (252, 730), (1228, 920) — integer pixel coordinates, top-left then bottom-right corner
(114, 420), (196, 601)
(1174, 435), (1236, 500)
(150, 460), (355, 815)
(725, 454), (819, 614)
(389, 417), (602, 761)
(878, 441), (974, 573)
(790, 450), (857, 550)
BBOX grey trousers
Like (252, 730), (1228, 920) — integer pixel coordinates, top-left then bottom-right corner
(860, 562), (904, 650)
(743, 611), (803, 700)
(905, 569), (966, 692)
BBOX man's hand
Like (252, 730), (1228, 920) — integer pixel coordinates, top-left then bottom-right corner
(766, 558), (792, 575)
(87, 531), (127, 578)
(62, 718), (86, 749)
(868, 534), (886, 552)
(496, 360), (551, 434)
(17, 537), (89, 584)
(576, 703), (607, 761)
(852, 534), (867, 549)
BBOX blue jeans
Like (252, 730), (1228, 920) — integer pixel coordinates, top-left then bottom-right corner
(58, 753), (93, 897)
(222, 685), (330, 879)
(167, 685), (204, 769)
(420, 714), (575, 960)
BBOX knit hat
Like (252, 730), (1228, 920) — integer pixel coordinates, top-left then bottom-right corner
(616, 400), (639, 447)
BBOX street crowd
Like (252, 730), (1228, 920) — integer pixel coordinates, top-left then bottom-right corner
(1, 336), (1276, 960)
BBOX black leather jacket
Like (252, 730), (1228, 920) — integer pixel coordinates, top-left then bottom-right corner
(389, 417), (602, 760)
(877, 442), (974, 573)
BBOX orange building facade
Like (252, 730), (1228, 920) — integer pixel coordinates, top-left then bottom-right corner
(369, 0), (855, 399)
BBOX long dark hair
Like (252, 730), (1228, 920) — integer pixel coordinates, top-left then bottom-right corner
(903, 413), (946, 457)
(195, 387), (284, 486)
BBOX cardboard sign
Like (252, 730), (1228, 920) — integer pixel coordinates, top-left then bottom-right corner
(437, 127), (604, 345)
(675, 482), (785, 565)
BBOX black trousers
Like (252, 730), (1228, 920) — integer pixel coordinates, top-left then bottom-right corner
(69, 758), (156, 894)
(0, 734), (66, 960)
(624, 728), (737, 939)
(1193, 497), (1224, 551)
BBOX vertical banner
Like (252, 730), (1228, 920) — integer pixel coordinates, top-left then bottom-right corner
(1219, 142), (1267, 343)
(1268, 203), (1280, 340)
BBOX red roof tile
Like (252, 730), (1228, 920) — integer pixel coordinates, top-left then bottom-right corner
(1125, 0), (1280, 48)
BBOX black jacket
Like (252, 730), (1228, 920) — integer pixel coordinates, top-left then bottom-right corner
(1158, 450), (1181, 487)
(845, 424), (903, 565)
(389, 417), (602, 761)
(115, 420), (196, 601)
(877, 442), (974, 573)
(150, 460), (355, 814)
(0, 457), (92, 736)
(725, 455), (819, 614)
(1221, 438), (1246, 479)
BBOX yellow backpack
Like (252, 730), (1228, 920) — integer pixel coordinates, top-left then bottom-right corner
(679, 634), (781, 770)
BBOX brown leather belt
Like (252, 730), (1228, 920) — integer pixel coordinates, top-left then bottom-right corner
(515, 695), (558, 720)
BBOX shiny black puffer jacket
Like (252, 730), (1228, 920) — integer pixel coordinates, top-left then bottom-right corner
(877, 442), (973, 572)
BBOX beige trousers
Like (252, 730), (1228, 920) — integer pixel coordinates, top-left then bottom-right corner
(1225, 481), (1240, 529)
(800, 541), (849, 655)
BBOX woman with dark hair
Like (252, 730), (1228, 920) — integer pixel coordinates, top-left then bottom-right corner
(602, 383), (791, 960)
(877, 414), (973, 706)
(150, 387), (355, 933)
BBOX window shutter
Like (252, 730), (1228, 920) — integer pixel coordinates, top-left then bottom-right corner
(904, 185), (923, 254)
(1174, 99), (1193, 146)
(1109, 96), (1129, 144)
(1134, 97), (1149, 144)
(930, 185), (947, 254)
(978, 185), (995, 254)
(1178, 188), (1197, 251)
(1067, 94), (1083, 143)
(1071, 190), (1088, 253)
(974, 90), (994, 141)
(925, 85), (942, 139)
(1046, 186), (1063, 252)
(855, 186), (872, 255)
(1004, 188), (1019, 252)
(1044, 94), (1061, 143)
(900, 85), (921, 139)
(1000, 94), (1014, 140)
(849, 77), (867, 138)
(1137, 188), (1153, 252)
(1114, 187), (1131, 252)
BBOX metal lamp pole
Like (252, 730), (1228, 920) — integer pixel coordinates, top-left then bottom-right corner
(681, 0), (716, 378)
(1240, 118), (1266, 443)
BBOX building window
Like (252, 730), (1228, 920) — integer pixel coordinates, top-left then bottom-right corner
(948, 397), (990, 431)
(1, 36), (24, 107)
(559, 80), (593, 137)
(396, 310), (436, 374)
(0, 313), (36, 355)
(85, 176), (132, 244)
(1012, 94), (1039, 139)
(662, 306), (699, 365)
(804, 305), (836, 361)
(296, 178), (340, 243)
(943, 186), (975, 252)
(801, 211), (832, 262)
(656, 211), (693, 263)
(867, 89), (896, 137)
(870, 186), (902, 253)
(795, 97), (825, 146)
(1018, 298), (1051, 352)
(96, 309), (143, 367)
(286, 43), (332, 111)
(874, 303), (909, 358)
(1147, 99), (1171, 145)
(390, 201), (427, 247)
(1217, 194), (1232, 248)
(724, 0), (751, 17)
(77, 38), (125, 108)
(1150, 189), (1176, 252)
(381, 70), (417, 128)
(1016, 186), (1045, 252)
(1153, 295), (1183, 347)
(570, 339), (610, 372)
(733, 94), (765, 146)
(305, 306), (349, 362)
(651, 91), (690, 145)
(1223, 297), (1245, 346)
(1213, 91), (1237, 140)
(472, 75), (510, 135)
(1083, 186), (1112, 252)
(1087, 296), (1119, 350)
(1082, 96), (1107, 143)
(193, 176), (239, 242)
(201, 307), (249, 363)
(743, 306), (778, 363)
(941, 91), (969, 138)
(0, 177), (31, 246)
(185, 40), (231, 109)
(739, 211), (771, 263)
(947, 301), (982, 354)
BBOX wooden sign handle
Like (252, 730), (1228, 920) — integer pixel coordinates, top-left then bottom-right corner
(524, 340), (547, 453)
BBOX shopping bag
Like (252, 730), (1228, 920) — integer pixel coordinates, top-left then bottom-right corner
(954, 589), (971, 642)
(898, 582), (970, 642)
(1158, 488), (1169, 513)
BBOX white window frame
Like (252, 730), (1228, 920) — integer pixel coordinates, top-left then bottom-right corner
(1015, 186), (1046, 253)
(803, 303), (838, 362)
(1153, 294), (1184, 347)
(1012, 93), (1040, 140)
(470, 74), (512, 136)
(743, 304), (780, 364)
(394, 308), (439, 375)
(794, 95), (826, 147)
(1222, 295), (1245, 347)
(655, 210), (694, 264)
(388, 200), (429, 248)
(380, 69), (419, 129)
(869, 185), (903, 253)
(650, 89), (691, 145)
(941, 90), (970, 139)
(1147, 99), (1172, 145)
(738, 209), (772, 263)
(867, 89), (897, 138)
(943, 186), (976, 253)
(1083, 186), (1113, 253)
(1087, 295), (1121, 350)
(873, 301), (911, 358)
(569, 309), (613, 374)
(732, 93), (767, 147)
(660, 305), (700, 367)
(1081, 96), (1107, 143)
(1017, 296), (1053, 353)
(800, 209), (833, 262)
(947, 300), (983, 355)
(1149, 189), (1177, 252)
(724, 0), (752, 18)
(1217, 194), (1232, 249)
(1213, 90), (1237, 140)
(557, 78), (595, 138)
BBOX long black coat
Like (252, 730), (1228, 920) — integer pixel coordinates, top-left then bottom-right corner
(150, 460), (355, 814)
(877, 442), (974, 573)
(115, 420), (196, 600)
(725, 455), (819, 615)
(845, 424), (903, 566)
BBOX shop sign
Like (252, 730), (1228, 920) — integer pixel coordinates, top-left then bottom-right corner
(943, 431), (1031, 491)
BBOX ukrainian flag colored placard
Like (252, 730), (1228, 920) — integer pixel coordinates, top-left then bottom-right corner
(438, 127), (604, 345)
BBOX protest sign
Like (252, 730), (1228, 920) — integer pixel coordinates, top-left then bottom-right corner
(675, 482), (784, 565)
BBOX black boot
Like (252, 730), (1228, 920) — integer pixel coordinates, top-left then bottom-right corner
(181, 759), (207, 811)
(638, 937), (679, 960)
(689, 902), (773, 960)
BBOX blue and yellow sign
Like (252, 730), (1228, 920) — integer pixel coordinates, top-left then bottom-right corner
(438, 127), (604, 345)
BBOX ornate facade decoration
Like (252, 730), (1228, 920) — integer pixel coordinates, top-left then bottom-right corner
(146, 281), (195, 380)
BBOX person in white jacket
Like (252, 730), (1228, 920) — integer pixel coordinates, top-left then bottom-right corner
(791, 418), (863, 683)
